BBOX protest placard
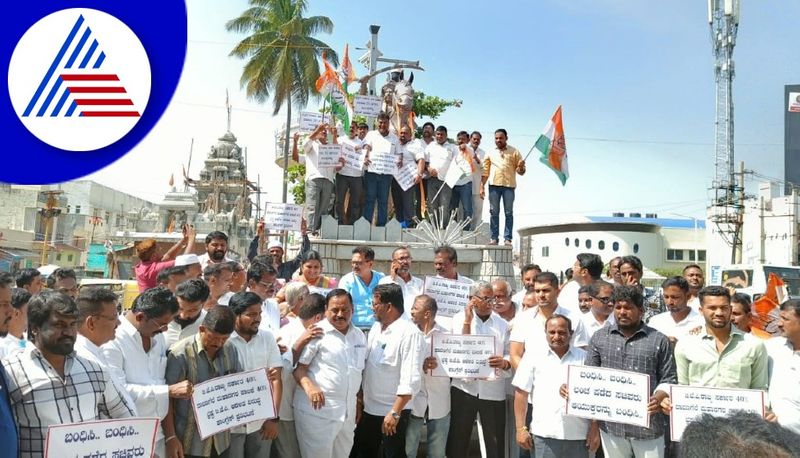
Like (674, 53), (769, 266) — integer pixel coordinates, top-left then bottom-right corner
(353, 94), (382, 117)
(341, 143), (366, 171)
(308, 285), (332, 297)
(431, 333), (496, 379)
(263, 202), (302, 232)
(394, 161), (418, 191)
(565, 365), (651, 428)
(317, 144), (342, 168)
(423, 276), (471, 317)
(299, 111), (323, 131)
(669, 385), (765, 441)
(45, 417), (159, 458)
(192, 368), (277, 439)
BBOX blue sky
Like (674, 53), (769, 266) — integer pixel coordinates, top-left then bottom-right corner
(88, 0), (800, 229)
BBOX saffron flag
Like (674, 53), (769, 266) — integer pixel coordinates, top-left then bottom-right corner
(750, 272), (786, 338)
(534, 105), (568, 185)
(341, 44), (357, 93)
(315, 53), (353, 134)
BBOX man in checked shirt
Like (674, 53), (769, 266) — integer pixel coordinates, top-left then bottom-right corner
(566, 285), (676, 458)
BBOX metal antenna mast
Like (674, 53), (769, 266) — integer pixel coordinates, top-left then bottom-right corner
(708, 0), (742, 263)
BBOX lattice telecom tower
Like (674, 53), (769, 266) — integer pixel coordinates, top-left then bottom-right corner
(708, 0), (742, 262)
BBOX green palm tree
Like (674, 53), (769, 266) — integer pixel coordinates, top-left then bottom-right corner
(226, 0), (338, 203)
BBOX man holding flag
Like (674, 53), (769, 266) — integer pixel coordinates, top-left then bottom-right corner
(481, 129), (526, 246)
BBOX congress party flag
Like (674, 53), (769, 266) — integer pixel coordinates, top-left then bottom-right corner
(534, 105), (568, 185)
(315, 53), (353, 134)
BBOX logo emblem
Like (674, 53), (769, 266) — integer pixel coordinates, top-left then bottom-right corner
(8, 8), (151, 151)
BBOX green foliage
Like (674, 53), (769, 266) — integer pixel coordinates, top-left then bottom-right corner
(654, 267), (685, 278)
(413, 91), (461, 120)
(286, 164), (306, 204)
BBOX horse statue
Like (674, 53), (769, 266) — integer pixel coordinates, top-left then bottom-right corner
(380, 70), (415, 133)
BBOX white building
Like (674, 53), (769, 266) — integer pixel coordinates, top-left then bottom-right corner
(518, 214), (707, 278)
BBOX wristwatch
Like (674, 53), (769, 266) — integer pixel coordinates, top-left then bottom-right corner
(390, 410), (400, 420)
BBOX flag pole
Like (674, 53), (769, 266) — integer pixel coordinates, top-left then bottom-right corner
(523, 143), (537, 162)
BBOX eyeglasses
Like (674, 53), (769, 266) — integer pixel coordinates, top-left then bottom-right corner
(147, 317), (171, 331)
(258, 282), (277, 293)
(593, 296), (613, 304)
(473, 295), (494, 303)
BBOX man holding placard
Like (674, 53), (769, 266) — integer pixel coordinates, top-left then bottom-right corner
(336, 121), (366, 225)
(423, 125), (457, 227)
(294, 289), (367, 458)
(391, 125), (424, 228)
(164, 306), (243, 458)
(584, 285), (676, 458)
(406, 294), (451, 458)
(362, 113), (399, 227)
(514, 314), (593, 458)
(353, 283), (424, 458)
(228, 292), (283, 458)
(292, 124), (340, 236)
(447, 281), (512, 458)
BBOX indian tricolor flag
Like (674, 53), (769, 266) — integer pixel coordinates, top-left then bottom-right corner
(315, 52), (353, 134)
(534, 105), (568, 185)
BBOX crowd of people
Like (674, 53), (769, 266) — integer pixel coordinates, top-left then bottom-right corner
(294, 114), (526, 246)
(0, 231), (798, 458)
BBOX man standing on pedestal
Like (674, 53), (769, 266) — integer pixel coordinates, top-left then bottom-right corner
(363, 113), (399, 227)
(481, 129), (525, 245)
(423, 126), (456, 227)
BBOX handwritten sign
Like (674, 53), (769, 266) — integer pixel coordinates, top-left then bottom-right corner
(565, 365), (651, 428)
(264, 202), (303, 232)
(431, 333), (496, 379)
(45, 417), (159, 458)
(669, 385), (765, 441)
(299, 111), (323, 131)
(317, 144), (342, 168)
(341, 143), (366, 171)
(308, 285), (333, 297)
(192, 368), (276, 439)
(394, 161), (419, 191)
(353, 94), (382, 117)
(423, 276), (471, 317)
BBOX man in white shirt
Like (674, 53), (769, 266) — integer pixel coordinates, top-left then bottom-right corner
(246, 262), (281, 333)
(766, 299), (800, 434)
(450, 131), (481, 228)
(0, 274), (17, 362)
(294, 289), (367, 458)
(274, 292), (325, 458)
(336, 122), (366, 225)
(511, 264), (542, 311)
(513, 315), (593, 458)
(102, 286), (191, 456)
(423, 125), (457, 227)
(203, 262), (234, 310)
(447, 281), (512, 458)
(469, 131), (486, 230)
(292, 124), (339, 235)
(648, 276), (704, 344)
(362, 113), (399, 227)
(559, 253), (604, 316)
(406, 294), (451, 458)
(353, 283), (425, 458)
(378, 246), (424, 320)
(434, 245), (473, 284)
(510, 272), (589, 370)
(0, 288), (30, 357)
(197, 231), (235, 271)
(175, 253), (203, 279)
(391, 125), (424, 227)
(413, 122), (435, 221)
(581, 281), (616, 338)
(683, 264), (705, 311)
(228, 292), (283, 457)
(164, 278), (209, 349)
(74, 288), (136, 414)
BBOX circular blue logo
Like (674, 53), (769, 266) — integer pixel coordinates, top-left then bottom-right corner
(2, 0), (187, 184)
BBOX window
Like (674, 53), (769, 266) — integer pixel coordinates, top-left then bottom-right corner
(574, 238), (579, 247)
(67, 254), (73, 262)
(612, 242), (619, 252)
(633, 243), (639, 254)
(541, 246), (550, 257)
(667, 249), (684, 261)
(598, 240), (605, 250)
(564, 237), (569, 246)
(75, 205), (81, 214)
(698, 250), (707, 262)
(56, 253), (62, 261)
(585, 240), (592, 249)
(689, 250), (696, 261)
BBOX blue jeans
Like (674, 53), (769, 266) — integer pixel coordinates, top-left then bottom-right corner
(450, 183), (473, 223)
(406, 414), (450, 458)
(489, 185), (515, 242)
(363, 171), (392, 226)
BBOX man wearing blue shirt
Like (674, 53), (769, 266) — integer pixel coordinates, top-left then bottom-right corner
(339, 246), (385, 329)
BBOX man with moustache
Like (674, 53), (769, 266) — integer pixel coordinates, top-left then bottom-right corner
(580, 281), (616, 338)
(164, 279), (210, 349)
(247, 225), (311, 282)
(164, 306), (242, 458)
(3, 291), (135, 456)
(391, 125), (423, 228)
(103, 287), (188, 456)
(175, 253), (203, 279)
(469, 131), (486, 230)
(352, 283), (424, 458)
(423, 125), (457, 227)
(413, 122), (436, 220)
(514, 315), (593, 458)
(379, 246), (423, 320)
(765, 298), (800, 434)
(203, 262), (234, 309)
(682, 264), (705, 310)
(405, 295), (451, 458)
(228, 292), (283, 457)
(584, 285), (675, 457)
(647, 276), (704, 344)
(0, 288), (30, 356)
(339, 246), (384, 330)
(0, 273), (16, 458)
(363, 113), (399, 227)
(245, 262), (282, 333)
(481, 128), (526, 246)
(449, 131), (481, 227)
(198, 231), (234, 270)
(294, 289), (367, 458)
(336, 120), (367, 225)
(511, 264), (542, 310)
